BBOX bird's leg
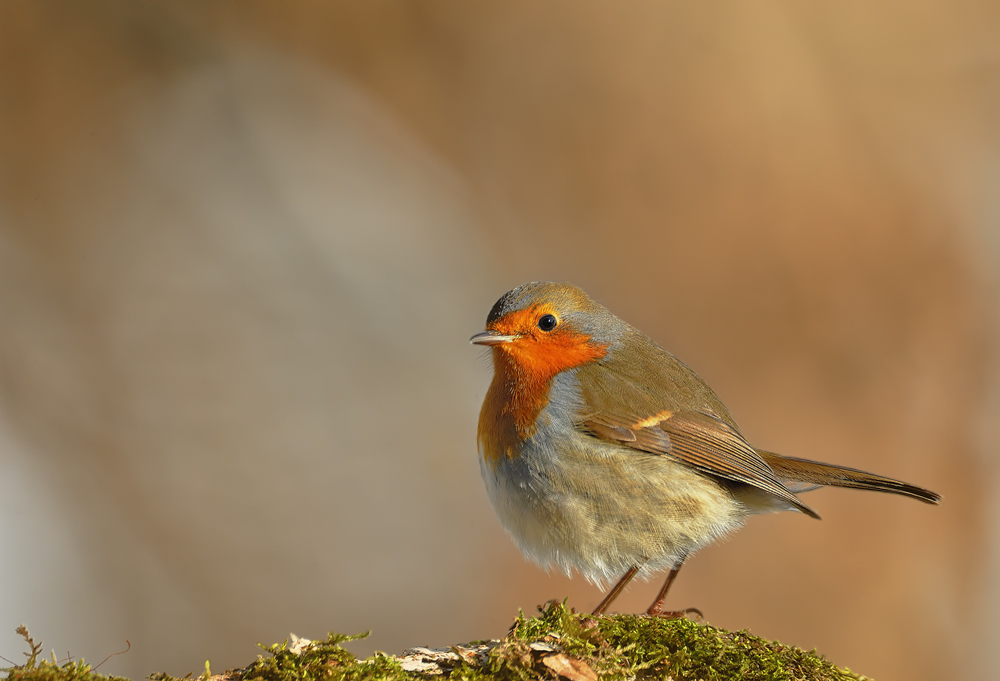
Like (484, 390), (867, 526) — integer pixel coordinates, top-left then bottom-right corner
(645, 556), (702, 619)
(592, 563), (642, 616)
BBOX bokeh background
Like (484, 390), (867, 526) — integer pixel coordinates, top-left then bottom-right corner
(1, 2), (998, 680)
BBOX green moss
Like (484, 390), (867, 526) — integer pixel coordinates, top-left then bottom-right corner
(5, 604), (868, 681)
(233, 633), (409, 681)
(592, 609), (865, 680)
(3, 626), (129, 681)
(465, 601), (866, 681)
(5, 659), (130, 681)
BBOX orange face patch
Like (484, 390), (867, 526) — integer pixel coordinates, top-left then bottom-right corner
(478, 305), (607, 466)
(489, 306), (607, 384)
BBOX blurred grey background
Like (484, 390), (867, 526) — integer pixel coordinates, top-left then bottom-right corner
(1, 3), (998, 680)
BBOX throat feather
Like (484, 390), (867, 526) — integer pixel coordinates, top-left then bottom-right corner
(478, 355), (554, 466)
(478, 332), (606, 465)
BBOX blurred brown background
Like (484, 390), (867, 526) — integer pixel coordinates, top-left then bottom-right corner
(1, 2), (998, 680)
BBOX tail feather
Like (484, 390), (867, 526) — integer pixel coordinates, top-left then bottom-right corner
(757, 450), (941, 505)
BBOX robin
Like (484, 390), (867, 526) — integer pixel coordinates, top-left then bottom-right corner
(471, 282), (940, 616)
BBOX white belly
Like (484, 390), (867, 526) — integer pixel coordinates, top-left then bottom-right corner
(479, 419), (748, 586)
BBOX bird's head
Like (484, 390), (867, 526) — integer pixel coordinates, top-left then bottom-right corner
(471, 282), (621, 381)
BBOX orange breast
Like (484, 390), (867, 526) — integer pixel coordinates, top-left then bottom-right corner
(478, 314), (607, 466)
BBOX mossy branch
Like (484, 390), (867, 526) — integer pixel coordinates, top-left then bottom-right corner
(5, 604), (868, 681)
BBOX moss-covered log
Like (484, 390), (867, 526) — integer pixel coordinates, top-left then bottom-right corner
(6, 602), (868, 681)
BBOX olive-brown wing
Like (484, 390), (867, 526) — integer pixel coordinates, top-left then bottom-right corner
(583, 410), (820, 519)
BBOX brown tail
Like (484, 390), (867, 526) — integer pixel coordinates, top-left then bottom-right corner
(757, 450), (941, 505)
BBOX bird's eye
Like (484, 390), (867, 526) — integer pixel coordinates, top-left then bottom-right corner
(538, 314), (558, 332)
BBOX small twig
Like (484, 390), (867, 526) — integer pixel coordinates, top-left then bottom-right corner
(93, 640), (131, 671)
(16, 625), (43, 669)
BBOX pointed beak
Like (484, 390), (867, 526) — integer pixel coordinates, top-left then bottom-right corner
(470, 331), (518, 346)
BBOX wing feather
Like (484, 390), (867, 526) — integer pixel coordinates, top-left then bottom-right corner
(582, 411), (819, 518)
(574, 348), (819, 519)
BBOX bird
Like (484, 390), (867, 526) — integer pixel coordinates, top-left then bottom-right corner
(471, 281), (941, 617)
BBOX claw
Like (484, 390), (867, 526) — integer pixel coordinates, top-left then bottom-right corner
(645, 606), (703, 621)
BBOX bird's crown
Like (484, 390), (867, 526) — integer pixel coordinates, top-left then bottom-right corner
(485, 282), (627, 343)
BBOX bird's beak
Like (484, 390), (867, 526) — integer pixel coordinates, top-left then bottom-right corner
(470, 331), (518, 346)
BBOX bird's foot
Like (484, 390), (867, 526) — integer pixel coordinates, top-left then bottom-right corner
(645, 606), (703, 621)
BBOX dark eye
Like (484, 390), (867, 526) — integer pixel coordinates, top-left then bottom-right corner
(538, 314), (558, 332)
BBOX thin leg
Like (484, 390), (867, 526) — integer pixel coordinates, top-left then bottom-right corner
(592, 564), (641, 616)
(645, 556), (702, 619)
